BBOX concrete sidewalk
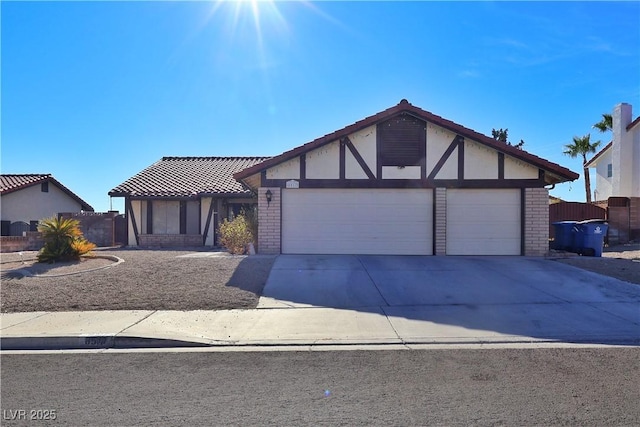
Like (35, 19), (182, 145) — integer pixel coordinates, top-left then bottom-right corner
(2, 303), (638, 350)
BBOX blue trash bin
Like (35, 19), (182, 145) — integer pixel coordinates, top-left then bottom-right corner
(552, 221), (577, 251)
(573, 220), (608, 257)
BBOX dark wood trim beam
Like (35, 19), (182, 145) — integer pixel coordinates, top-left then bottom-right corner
(498, 153), (505, 180)
(538, 169), (545, 181)
(339, 139), (346, 180)
(520, 188), (525, 256)
(260, 171), (267, 187)
(300, 154), (306, 180)
(179, 201), (187, 235)
(126, 198), (140, 246)
(427, 135), (461, 180)
(457, 137), (465, 181)
(202, 198), (216, 246)
(261, 177), (545, 189)
(146, 200), (153, 234)
(343, 137), (376, 180)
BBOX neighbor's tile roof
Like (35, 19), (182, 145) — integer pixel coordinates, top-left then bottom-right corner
(109, 157), (271, 198)
(0, 174), (94, 211)
(235, 99), (579, 185)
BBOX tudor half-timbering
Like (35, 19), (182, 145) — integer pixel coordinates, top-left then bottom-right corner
(234, 99), (579, 256)
(109, 157), (269, 247)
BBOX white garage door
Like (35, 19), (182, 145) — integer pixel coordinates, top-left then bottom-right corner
(282, 189), (433, 255)
(446, 189), (521, 255)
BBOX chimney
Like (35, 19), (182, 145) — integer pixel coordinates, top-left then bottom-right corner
(611, 103), (633, 196)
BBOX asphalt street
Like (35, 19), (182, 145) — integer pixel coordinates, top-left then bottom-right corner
(2, 348), (639, 426)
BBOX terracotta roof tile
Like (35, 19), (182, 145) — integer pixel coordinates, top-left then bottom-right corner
(0, 174), (94, 211)
(109, 157), (271, 198)
(235, 99), (579, 184)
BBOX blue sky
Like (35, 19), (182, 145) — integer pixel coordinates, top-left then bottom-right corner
(2, 1), (639, 213)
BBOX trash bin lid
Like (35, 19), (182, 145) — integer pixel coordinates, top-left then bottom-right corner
(577, 219), (607, 224)
(553, 221), (578, 225)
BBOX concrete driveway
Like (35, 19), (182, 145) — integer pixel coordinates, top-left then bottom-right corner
(259, 255), (640, 345)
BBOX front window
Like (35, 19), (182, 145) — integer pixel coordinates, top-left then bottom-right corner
(607, 163), (612, 178)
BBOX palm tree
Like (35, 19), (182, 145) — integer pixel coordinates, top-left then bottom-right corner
(563, 134), (601, 203)
(593, 113), (612, 133)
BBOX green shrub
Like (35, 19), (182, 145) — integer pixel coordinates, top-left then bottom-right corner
(37, 216), (96, 263)
(218, 213), (255, 255)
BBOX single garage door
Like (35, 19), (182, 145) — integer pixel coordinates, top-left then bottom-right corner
(446, 189), (521, 255)
(282, 188), (433, 255)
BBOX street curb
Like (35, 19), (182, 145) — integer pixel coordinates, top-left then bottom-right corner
(2, 335), (638, 351)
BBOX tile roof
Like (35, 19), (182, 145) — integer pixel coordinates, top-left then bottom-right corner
(0, 174), (94, 211)
(234, 99), (579, 184)
(584, 141), (612, 168)
(109, 157), (271, 198)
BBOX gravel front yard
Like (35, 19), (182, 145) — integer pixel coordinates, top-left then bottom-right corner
(1, 249), (276, 313)
(1, 244), (638, 313)
(553, 243), (640, 286)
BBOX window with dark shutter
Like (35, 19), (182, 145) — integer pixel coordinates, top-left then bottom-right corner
(378, 114), (426, 166)
(41, 182), (49, 192)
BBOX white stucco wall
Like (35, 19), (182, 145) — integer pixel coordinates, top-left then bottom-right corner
(128, 200), (143, 246)
(504, 155), (539, 179)
(200, 197), (215, 246)
(633, 126), (640, 196)
(346, 125), (377, 179)
(1, 183), (85, 223)
(612, 103), (634, 196)
(267, 157), (300, 180)
(426, 124), (458, 179)
(306, 140), (340, 179)
(464, 140), (499, 179)
(593, 150), (613, 201)
(382, 166), (421, 179)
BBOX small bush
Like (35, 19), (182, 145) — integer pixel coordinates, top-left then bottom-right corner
(37, 216), (96, 263)
(218, 213), (254, 255)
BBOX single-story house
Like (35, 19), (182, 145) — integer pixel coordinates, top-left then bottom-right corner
(234, 99), (579, 256)
(1, 174), (94, 236)
(585, 103), (640, 201)
(108, 157), (270, 247)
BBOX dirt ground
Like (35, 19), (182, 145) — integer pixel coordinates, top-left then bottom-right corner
(0, 248), (275, 313)
(552, 243), (640, 285)
(1, 244), (637, 313)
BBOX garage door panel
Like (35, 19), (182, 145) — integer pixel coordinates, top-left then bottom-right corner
(282, 189), (432, 255)
(446, 189), (521, 255)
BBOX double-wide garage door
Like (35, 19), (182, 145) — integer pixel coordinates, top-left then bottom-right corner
(282, 189), (433, 255)
(281, 188), (521, 255)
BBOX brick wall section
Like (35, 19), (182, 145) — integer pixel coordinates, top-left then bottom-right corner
(258, 187), (281, 254)
(630, 197), (640, 242)
(60, 211), (118, 247)
(434, 188), (447, 255)
(0, 232), (44, 253)
(524, 188), (549, 256)
(138, 234), (202, 247)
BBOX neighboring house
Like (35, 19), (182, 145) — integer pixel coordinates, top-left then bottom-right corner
(234, 99), (578, 256)
(0, 174), (94, 236)
(585, 103), (640, 243)
(108, 157), (270, 247)
(585, 103), (640, 201)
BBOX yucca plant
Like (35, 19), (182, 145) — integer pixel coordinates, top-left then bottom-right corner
(37, 216), (96, 263)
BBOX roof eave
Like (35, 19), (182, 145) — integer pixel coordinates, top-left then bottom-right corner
(234, 100), (580, 183)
